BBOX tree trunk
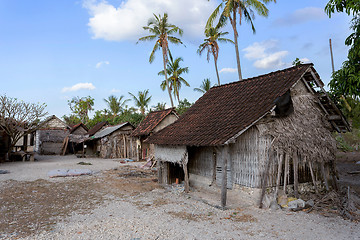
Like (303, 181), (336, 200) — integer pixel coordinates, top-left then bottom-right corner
(214, 57), (221, 86)
(162, 46), (174, 107)
(230, 10), (243, 81)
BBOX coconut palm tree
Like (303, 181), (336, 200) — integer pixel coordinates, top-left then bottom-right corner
(198, 26), (233, 86)
(129, 90), (152, 116)
(194, 78), (214, 94)
(207, 0), (276, 81)
(158, 54), (189, 103)
(152, 102), (166, 111)
(138, 13), (183, 107)
(103, 95), (129, 119)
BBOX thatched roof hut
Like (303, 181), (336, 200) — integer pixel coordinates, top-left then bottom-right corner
(147, 64), (349, 207)
(35, 115), (70, 155)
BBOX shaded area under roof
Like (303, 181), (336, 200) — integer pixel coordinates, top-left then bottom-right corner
(147, 64), (315, 146)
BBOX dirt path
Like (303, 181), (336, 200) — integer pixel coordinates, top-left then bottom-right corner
(0, 155), (359, 240)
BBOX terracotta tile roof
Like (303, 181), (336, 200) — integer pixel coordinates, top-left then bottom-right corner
(87, 121), (109, 136)
(131, 108), (178, 137)
(147, 64), (313, 146)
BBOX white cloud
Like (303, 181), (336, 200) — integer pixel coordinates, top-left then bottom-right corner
(300, 58), (311, 63)
(219, 68), (237, 74)
(83, 0), (217, 41)
(110, 88), (120, 93)
(274, 7), (326, 27)
(62, 83), (96, 92)
(243, 40), (289, 69)
(253, 51), (289, 69)
(96, 60), (110, 68)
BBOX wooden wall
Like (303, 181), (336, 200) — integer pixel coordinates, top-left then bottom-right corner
(97, 130), (137, 159)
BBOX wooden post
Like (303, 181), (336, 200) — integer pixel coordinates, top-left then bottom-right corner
(283, 153), (289, 193)
(210, 147), (217, 186)
(329, 39), (335, 73)
(293, 151), (299, 198)
(274, 153), (284, 200)
(123, 135), (126, 158)
(221, 145), (229, 209)
(259, 147), (272, 208)
(321, 162), (329, 191)
(308, 161), (318, 194)
(183, 162), (190, 193)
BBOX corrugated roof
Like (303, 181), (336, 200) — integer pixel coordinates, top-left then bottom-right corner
(92, 122), (132, 139)
(147, 64), (313, 146)
(131, 108), (178, 137)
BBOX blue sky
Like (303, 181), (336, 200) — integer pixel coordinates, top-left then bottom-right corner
(0, 0), (352, 118)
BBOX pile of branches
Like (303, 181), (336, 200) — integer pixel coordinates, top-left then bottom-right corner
(308, 187), (360, 221)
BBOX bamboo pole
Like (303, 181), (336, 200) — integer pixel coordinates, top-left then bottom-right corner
(293, 151), (299, 198)
(259, 148), (272, 208)
(274, 153), (284, 200)
(308, 161), (318, 194)
(283, 153), (289, 193)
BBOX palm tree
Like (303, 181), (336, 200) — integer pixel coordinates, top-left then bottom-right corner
(194, 78), (214, 94)
(198, 26), (233, 85)
(152, 102), (166, 111)
(138, 13), (184, 108)
(158, 54), (190, 103)
(207, 0), (276, 81)
(129, 89), (152, 116)
(103, 95), (129, 119)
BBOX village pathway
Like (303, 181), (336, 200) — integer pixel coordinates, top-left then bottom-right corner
(0, 155), (359, 240)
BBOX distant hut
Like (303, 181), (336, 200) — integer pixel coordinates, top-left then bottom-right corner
(65, 123), (89, 155)
(132, 108), (179, 160)
(147, 64), (350, 207)
(87, 122), (137, 159)
(34, 115), (71, 155)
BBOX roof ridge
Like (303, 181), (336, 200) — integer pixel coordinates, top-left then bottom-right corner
(212, 63), (313, 90)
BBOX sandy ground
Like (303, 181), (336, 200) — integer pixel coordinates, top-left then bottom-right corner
(0, 155), (359, 240)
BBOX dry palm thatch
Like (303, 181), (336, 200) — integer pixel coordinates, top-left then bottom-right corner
(261, 89), (336, 164)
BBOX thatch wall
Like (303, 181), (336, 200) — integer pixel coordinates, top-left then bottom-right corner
(35, 129), (69, 155)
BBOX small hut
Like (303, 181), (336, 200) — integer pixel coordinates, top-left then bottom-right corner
(87, 122), (137, 159)
(34, 115), (71, 155)
(147, 64), (350, 207)
(132, 108), (179, 160)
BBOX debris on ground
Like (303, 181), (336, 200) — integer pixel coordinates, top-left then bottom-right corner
(48, 169), (92, 178)
(0, 170), (10, 174)
(306, 188), (360, 221)
(77, 162), (92, 165)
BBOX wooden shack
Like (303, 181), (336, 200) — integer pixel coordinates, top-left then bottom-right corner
(34, 115), (71, 155)
(147, 64), (350, 206)
(87, 122), (137, 159)
(132, 108), (178, 160)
